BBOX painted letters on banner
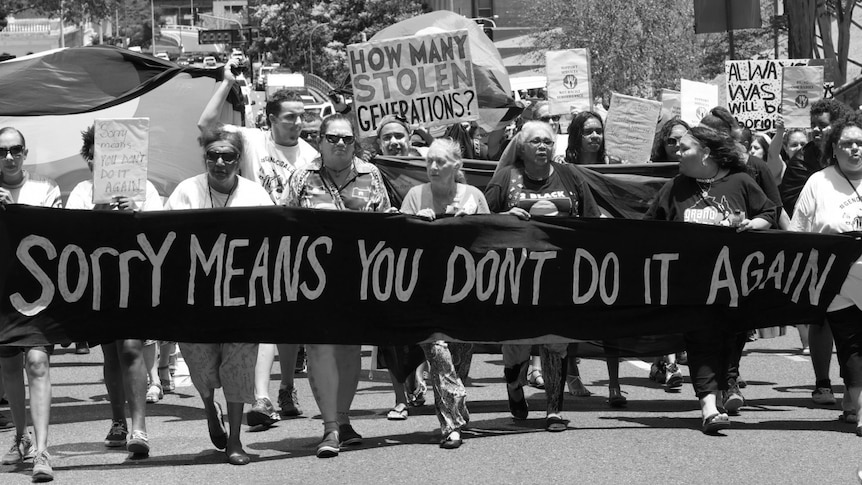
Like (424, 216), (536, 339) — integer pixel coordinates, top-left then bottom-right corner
(92, 118), (149, 204)
(545, 49), (592, 115)
(348, 29), (479, 137)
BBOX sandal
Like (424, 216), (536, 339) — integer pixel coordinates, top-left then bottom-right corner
(386, 404), (408, 421)
(528, 369), (545, 389)
(146, 383), (163, 403)
(158, 365), (175, 393)
(407, 383), (427, 407)
(208, 402), (228, 450)
(439, 430), (462, 449)
(608, 387), (627, 408)
(702, 412), (731, 435)
(545, 415), (567, 432)
(567, 376), (592, 397)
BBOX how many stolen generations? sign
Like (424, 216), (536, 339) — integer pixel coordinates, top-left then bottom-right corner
(0, 206), (859, 347)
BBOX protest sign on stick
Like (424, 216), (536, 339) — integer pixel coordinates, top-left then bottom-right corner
(660, 89), (681, 125)
(92, 118), (149, 204)
(545, 49), (592, 115)
(347, 29), (479, 138)
(781, 65), (824, 129)
(604, 92), (662, 164)
(680, 79), (718, 126)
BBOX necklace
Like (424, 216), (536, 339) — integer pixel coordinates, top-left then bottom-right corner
(838, 166), (862, 203)
(695, 167), (722, 198)
(208, 180), (237, 208)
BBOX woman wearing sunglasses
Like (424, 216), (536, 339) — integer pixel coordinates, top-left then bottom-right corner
(164, 126), (273, 465)
(484, 121), (601, 433)
(651, 117), (690, 163)
(283, 114), (391, 458)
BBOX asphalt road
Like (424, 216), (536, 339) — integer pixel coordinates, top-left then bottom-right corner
(0, 332), (858, 484)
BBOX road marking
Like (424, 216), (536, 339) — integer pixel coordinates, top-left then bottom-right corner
(625, 359), (652, 371)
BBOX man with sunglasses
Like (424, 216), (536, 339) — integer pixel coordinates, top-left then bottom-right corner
(198, 60), (316, 431)
(0, 126), (61, 482)
(300, 113), (323, 151)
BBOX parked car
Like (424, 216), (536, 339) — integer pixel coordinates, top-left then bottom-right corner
(203, 56), (217, 68)
(176, 56), (191, 66)
(155, 52), (170, 61)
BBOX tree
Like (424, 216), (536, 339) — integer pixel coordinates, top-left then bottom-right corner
(526, 0), (774, 99)
(0, 0), (119, 29)
(251, 0), (428, 84)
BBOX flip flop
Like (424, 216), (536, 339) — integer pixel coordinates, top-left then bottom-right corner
(386, 405), (408, 421)
(702, 412), (730, 435)
(208, 402), (228, 450)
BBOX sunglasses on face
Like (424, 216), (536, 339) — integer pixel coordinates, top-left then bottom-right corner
(0, 145), (24, 157)
(205, 150), (239, 164)
(665, 137), (683, 146)
(324, 134), (355, 145)
(539, 115), (560, 123)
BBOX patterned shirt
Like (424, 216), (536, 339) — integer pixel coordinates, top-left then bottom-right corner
(283, 157), (391, 212)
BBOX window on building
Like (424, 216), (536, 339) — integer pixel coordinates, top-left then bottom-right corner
(476, 0), (493, 19)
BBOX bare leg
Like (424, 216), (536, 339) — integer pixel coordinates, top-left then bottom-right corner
(797, 324), (810, 351)
(307, 344), (339, 434)
(334, 345), (361, 426)
(118, 339), (147, 433)
(225, 401), (247, 461)
(276, 344), (299, 390)
(143, 342), (158, 387)
(102, 342), (126, 423)
(0, 354), (27, 437)
(809, 322), (834, 388)
(253, 344), (276, 399)
(25, 348), (50, 453)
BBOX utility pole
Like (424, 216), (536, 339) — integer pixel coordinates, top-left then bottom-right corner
(726, 0), (735, 60)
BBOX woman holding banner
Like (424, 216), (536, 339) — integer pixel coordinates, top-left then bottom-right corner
(645, 125), (776, 434)
(790, 112), (862, 434)
(165, 126), (273, 465)
(485, 121), (602, 431)
(283, 114), (392, 458)
(397, 137), (488, 447)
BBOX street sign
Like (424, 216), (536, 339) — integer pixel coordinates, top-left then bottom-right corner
(198, 29), (241, 44)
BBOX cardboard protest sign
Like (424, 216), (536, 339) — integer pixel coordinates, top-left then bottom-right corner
(604, 92), (662, 164)
(660, 89), (681, 125)
(92, 118), (148, 204)
(347, 29), (479, 138)
(680, 79), (718, 126)
(545, 49), (592, 115)
(725, 59), (835, 131)
(782, 65), (824, 129)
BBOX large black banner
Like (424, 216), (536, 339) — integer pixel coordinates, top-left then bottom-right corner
(1, 205), (860, 347)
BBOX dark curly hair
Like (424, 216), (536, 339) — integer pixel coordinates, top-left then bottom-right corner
(80, 125), (95, 161)
(651, 117), (690, 162)
(687, 125), (746, 173)
(319, 113), (366, 161)
(264, 89), (304, 123)
(564, 111), (604, 164)
(810, 98), (851, 125)
(822, 111), (862, 166)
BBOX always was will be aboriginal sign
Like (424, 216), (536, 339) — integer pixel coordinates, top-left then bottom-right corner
(347, 29), (480, 137)
(0, 206), (859, 346)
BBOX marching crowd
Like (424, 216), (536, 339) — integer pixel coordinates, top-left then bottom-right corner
(0, 58), (861, 481)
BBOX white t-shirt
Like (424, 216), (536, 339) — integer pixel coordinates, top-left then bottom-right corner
(165, 173), (273, 210)
(66, 179), (163, 211)
(400, 183), (490, 216)
(236, 127), (319, 203)
(5, 171), (61, 208)
(790, 165), (862, 311)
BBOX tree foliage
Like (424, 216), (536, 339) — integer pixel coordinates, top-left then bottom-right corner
(0, 0), (119, 28)
(251, 0), (428, 85)
(526, 0), (774, 100)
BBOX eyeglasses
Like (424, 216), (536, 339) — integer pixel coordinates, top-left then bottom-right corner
(527, 138), (555, 147)
(539, 115), (560, 123)
(0, 145), (24, 157)
(324, 134), (355, 145)
(205, 150), (239, 164)
(583, 128), (603, 136)
(838, 139), (862, 151)
(300, 131), (320, 140)
(665, 137), (683, 147)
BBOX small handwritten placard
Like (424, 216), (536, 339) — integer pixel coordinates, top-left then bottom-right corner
(92, 118), (149, 204)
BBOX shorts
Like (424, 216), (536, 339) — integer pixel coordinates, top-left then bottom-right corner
(0, 345), (53, 359)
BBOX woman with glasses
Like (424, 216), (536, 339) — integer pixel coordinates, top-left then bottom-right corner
(284, 114), (391, 458)
(484, 121), (600, 432)
(645, 125), (775, 434)
(165, 126), (273, 465)
(791, 112), (862, 434)
(651, 118), (690, 163)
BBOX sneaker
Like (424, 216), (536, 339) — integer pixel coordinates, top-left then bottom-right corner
(664, 363), (683, 390)
(126, 430), (150, 455)
(724, 384), (745, 416)
(75, 342), (90, 355)
(1, 433), (34, 465)
(247, 397), (280, 428)
(104, 420), (128, 447)
(649, 361), (667, 384)
(31, 450), (52, 482)
(0, 411), (14, 430)
(278, 387), (302, 417)
(812, 387), (837, 405)
(338, 424), (362, 447)
(316, 431), (339, 458)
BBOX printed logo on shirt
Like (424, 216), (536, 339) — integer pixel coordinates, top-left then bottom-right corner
(684, 195), (740, 226)
(516, 190), (575, 216)
(352, 187), (371, 200)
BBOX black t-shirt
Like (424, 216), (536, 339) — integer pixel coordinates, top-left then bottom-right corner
(485, 162), (601, 217)
(779, 142), (824, 214)
(645, 172), (777, 227)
